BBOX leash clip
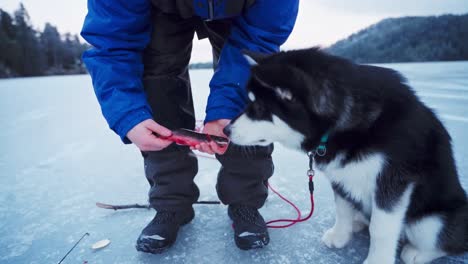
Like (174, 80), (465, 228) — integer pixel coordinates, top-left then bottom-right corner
(307, 151), (315, 178)
(316, 145), (327, 157)
(314, 131), (329, 157)
(306, 152), (316, 194)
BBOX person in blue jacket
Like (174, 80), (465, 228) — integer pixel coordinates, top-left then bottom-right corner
(82, 0), (298, 253)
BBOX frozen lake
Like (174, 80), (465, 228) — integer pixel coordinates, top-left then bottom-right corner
(0, 61), (467, 264)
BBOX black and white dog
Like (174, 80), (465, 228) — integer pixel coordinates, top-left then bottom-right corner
(226, 48), (468, 264)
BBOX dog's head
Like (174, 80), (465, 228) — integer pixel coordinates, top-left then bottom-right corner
(226, 48), (355, 151)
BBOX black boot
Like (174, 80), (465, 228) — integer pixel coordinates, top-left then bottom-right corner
(228, 205), (270, 250)
(136, 208), (195, 254)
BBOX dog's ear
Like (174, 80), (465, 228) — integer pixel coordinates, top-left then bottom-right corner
(251, 66), (295, 101)
(242, 50), (269, 66)
(251, 67), (274, 88)
(307, 79), (339, 117)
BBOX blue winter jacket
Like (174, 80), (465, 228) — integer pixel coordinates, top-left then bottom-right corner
(81, 0), (299, 143)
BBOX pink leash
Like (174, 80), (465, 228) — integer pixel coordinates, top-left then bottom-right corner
(196, 153), (316, 229)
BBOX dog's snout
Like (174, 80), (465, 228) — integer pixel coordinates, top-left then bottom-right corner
(223, 125), (232, 137)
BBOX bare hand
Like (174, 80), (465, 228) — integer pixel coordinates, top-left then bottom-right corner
(192, 119), (230, 155)
(126, 119), (173, 151)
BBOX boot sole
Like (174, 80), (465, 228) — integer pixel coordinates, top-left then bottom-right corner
(135, 210), (195, 254)
(235, 233), (270, 251)
(135, 240), (173, 254)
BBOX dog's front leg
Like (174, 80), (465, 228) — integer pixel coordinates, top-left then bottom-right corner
(363, 205), (404, 264)
(322, 191), (355, 248)
(363, 186), (413, 264)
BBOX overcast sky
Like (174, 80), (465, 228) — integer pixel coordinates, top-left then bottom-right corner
(3, 0), (468, 62)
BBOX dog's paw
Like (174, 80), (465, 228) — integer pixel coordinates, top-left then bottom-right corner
(401, 244), (419, 264)
(401, 244), (446, 264)
(321, 227), (352, 249)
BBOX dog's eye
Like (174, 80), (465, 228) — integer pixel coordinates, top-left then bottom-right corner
(253, 102), (264, 113)
(248, 101), (266, 117)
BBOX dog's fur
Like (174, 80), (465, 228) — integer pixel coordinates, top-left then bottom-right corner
(227, 48), (468, 264)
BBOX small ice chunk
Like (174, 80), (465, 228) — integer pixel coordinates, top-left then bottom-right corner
(91, 239), (111, 249)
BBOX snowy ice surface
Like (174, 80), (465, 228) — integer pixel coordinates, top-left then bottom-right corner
(1, 61), (467, 264)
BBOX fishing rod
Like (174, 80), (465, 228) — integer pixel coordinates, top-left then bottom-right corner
(57, 232), (89, 264)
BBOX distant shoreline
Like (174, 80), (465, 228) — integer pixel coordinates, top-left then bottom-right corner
(1, 60), (467, 80)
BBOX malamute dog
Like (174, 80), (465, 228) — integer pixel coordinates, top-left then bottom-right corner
(225, 48), (468, 264)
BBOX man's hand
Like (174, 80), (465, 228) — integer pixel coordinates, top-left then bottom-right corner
(193, 119), (230, 155)
(127, 119), (173, 151)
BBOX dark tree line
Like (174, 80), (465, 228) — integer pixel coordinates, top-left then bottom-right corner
(328, 14), (468, 63)
(0, 4), (89, 78)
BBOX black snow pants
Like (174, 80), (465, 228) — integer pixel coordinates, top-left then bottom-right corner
(141, 5), (274, 213)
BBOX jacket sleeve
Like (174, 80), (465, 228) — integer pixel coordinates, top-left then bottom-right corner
(205, 0), (299, 122)
(81, 0), (153, 143)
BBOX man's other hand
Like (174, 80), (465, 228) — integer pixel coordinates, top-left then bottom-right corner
(193, 119), (230, 155)
(127, 119), (173, 151)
